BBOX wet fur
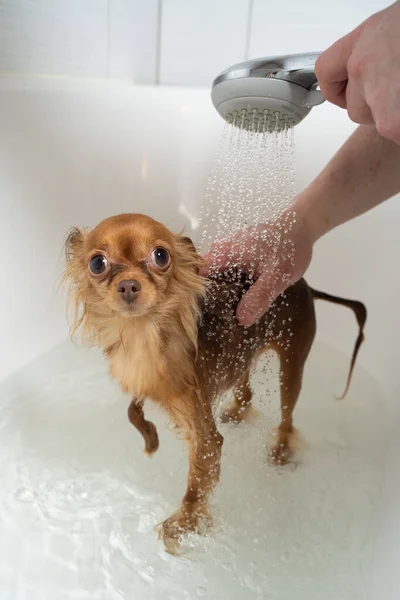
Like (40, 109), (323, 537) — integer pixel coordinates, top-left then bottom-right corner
(64, 213), (366, 553)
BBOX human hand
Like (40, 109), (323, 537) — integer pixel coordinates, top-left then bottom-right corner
(200, 210), (314, 326)
(315, 0), (400, 144)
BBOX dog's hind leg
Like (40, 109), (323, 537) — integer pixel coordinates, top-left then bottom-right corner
(128, 399), (159, 456)
(269, 354), (305, 465)
(269, 282), (316, 465)
(220, 370), (253, 424)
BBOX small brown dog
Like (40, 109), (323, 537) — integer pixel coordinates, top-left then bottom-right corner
(64, 213), (366, 552)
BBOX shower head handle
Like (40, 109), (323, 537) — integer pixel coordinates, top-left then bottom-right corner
(213, 52), (321, 90)
(303, 88), (325, 108)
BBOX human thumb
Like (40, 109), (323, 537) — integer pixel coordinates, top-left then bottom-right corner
(236, 272), (289, 326)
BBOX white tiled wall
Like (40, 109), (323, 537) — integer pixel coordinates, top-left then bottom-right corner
(0, 0), (109, 77)
(0, 0), (391, 85)
(107, 0), (158, 82)
(248, 0), (388, 58)
(159, 0), (249, 86)
(0, 0), (159, 82)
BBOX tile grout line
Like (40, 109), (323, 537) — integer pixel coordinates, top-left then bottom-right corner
(244, 0), (254, 60)
(106, 0), (111, 78)
(154, 0), (163, 85)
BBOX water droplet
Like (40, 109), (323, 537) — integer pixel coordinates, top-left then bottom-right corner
(197, 586), (207, 597)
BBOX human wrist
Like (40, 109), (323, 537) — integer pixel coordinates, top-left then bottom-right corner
(292, 186), (329, 245)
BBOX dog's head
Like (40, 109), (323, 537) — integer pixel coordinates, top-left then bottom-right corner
(64, 213), (205, 342)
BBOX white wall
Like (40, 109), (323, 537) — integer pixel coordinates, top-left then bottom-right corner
(0, 0), (393, 85)
(0, 0), (159, 82)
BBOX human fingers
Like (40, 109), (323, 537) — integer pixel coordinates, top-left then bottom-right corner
(345, 78), (374, 125)
(316, 31), (355, 108)
(236, 270), (287, 326)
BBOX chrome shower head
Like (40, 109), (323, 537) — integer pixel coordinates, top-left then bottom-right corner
(211, 52), (325, 130)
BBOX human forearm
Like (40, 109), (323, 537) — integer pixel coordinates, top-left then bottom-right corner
(295, 125), (400, 242)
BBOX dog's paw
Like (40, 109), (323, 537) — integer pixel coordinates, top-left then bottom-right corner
(268, 426), (300, 467)
(220, 404), (255, 425)
(220, 406), (245, 424)
(269, 443), (293, 466)
(144, 422), (159, 456)
(157, 505), (211, 554)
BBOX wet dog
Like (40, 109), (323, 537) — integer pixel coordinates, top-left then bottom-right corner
(64, 213), (366, 552)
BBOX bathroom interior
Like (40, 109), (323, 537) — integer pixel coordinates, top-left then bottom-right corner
(0, 0), (399, 598)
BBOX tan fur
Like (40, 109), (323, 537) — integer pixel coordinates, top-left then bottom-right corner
(63, 213), (366, 554)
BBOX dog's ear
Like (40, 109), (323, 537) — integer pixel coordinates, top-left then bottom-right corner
(65, 227), (85, 262)
(176, 235), (203, 275)
(179, 236), (197, 254)
(63, 227), (90, 343)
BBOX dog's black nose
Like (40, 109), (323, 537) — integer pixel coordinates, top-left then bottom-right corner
(117, 279), (141, 304)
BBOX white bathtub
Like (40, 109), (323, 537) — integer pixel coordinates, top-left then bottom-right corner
(0, 76), (399, 599)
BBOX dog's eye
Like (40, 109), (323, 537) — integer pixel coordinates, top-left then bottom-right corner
(151, 247), (170, 268)
(89, 254), (108, 275)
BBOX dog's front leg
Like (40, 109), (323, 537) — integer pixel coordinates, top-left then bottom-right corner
(127, 398), (159, 456)
(158, 390), (223, 553)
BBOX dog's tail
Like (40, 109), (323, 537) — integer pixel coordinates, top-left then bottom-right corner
(310, 288), (367, 400)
